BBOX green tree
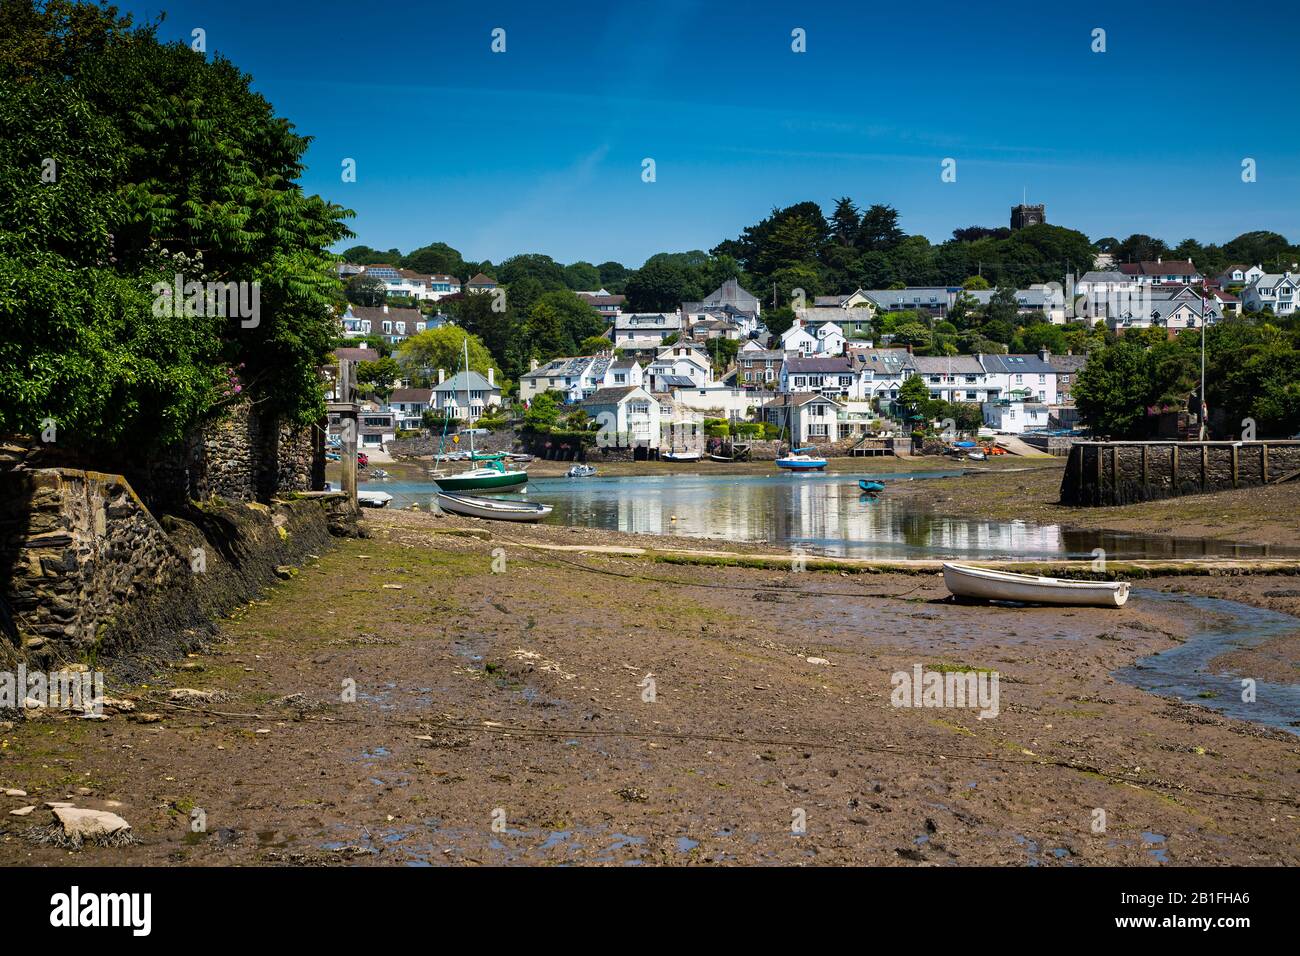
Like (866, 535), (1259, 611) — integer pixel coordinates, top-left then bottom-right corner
(397, 326), (499, 386)
(624, 259), (687, 311)
(1, 0), (350, 456)
(356, 356), (400, 402)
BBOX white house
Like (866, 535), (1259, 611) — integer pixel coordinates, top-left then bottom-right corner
(580, 385), (661, 450)
(762, 392), (843, 445)
(797, 305), (876, 341)
(780, 319), (845, 356)
(602, 357), (643, 389)
(780, 322), (818, 355)
(908, 355), (992, 404)
(613, 312), (683, 350)
(1117, 258), (1203, 286)
(851, 347), (915, 407)
(520, 355), (615, 404)
(1242, 271), (1299, 316)
(977, 353), (1058, 405)
(646, 342), (714, 392)
(1074, 271), (1143, 321)
(432, 369), (501, 421)
(357, 406), (397, 448)
(671, 386), (761, 422)
(779, 356), (861, 399)
(983, 401), (1051, 434)
(387, 387), (435, 430)
(1216, 264), (1265, 288)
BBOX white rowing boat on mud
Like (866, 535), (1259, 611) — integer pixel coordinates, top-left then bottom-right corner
(942, 563), (1130, 608)
(435, 492), (552, 523)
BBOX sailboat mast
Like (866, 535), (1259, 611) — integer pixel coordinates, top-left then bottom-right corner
(463, 337), (474, 458)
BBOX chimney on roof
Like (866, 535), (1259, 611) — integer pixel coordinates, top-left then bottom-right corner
(1038, 347), (1050, 362)
(1156, 257), (1162, 264)
(383, 303), (390, 314)
(438, 368), (445, 384)
(905, 343), (913, 355)
(488, 368), (495, 387)
(530, 358), (539, 372)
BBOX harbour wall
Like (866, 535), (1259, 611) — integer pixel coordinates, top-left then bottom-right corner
(0, 468), (347, 679)
(1060, 440), (1300, 506)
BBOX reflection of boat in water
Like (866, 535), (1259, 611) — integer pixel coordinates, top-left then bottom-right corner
(436, 492), (552, 523)
(357, 490), (393, 508)
(566, 464), (597, 478)
(776, 448), (827, 471)
(858, 480), (885, 493)
(942, 563), (1130, 608)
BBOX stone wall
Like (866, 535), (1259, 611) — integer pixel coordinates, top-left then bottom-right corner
(0, 468), (336, 678)
(1019, 434), (1079, 457)
(126, 400), (323, 509)
(1060, 441), (1300, 506)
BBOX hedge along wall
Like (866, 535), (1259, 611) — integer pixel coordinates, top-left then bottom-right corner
(1060, 441), (1300, 506)
(0, 468), (337, 677)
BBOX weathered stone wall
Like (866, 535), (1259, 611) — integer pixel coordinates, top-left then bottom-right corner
(130, 401), (323, 509)
(388, 429), (517, 458)
(1019, 434), (1079, 457)
(1060, 441), (1300, 506)
(0, 468), (336, 678)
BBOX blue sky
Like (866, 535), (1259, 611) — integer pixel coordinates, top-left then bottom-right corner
(120, 0), (1298, 268)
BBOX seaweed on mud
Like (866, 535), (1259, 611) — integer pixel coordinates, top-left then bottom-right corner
(24, 824), (140, 850)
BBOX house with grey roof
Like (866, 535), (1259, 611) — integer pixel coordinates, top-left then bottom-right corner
(863, 287), (954, 317)
(701, 278), (761, 317)
(779, 356), (860, 399)
(976, 352), (1058, 405)
(519, 354), (629, 404)
(850, 347), (915, 406)
(1242, 270), (1299, 316)
(964, 286), (1067, 324)
(613, 312), (683, 351)
(432, 369), (501, 421)
(909, 355), (994, 404)
(761, 392), (844, 445)
(737, 348), (793, 388)
(580, 385), (661, 450)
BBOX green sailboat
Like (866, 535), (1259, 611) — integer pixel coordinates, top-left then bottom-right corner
(432, 342), (528, 493)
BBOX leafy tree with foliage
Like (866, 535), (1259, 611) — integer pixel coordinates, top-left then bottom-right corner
(624, 258), (687, 311)
(578, 335), (613, 355)
(355, 356), (400, 403)
(563, 261), (601, 291)
(345, 273), (386, 307)
(895, 375), (933, 422)
(1, 0), (351, 459)
(397, 326), (499, 387)
(400, 241), (467, 279)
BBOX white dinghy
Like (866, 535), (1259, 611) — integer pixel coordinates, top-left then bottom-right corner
(942, 563), (1130, 608)
(435, 492), (553, 523)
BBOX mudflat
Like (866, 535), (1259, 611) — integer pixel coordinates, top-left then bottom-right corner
(1, 508), (1296, 866)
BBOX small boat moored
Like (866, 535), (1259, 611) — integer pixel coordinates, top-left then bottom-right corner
(942, 563), (1130, 608)
(566, 464), (597, 478)
(858, 480), (885, 493)
(662, 449), (702, 462)
(776, 452), (827, 471)
(357, 490), (393, 509)
(435, 492), (553, 523)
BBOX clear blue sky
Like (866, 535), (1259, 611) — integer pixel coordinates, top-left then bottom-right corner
(119, 0), (1298, 268)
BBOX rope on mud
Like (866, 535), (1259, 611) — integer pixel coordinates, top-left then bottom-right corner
(427, 717), (1300, 809)
(486, 532), (933, 601)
